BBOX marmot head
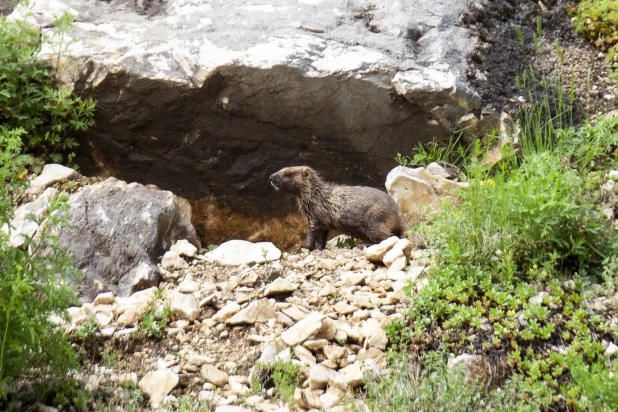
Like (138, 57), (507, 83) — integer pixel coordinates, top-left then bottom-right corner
(269, 166), (314, 196)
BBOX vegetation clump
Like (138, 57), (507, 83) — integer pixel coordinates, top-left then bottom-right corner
(0, 4), (96, 407)
(571, 0), (618, 81)
(376, 71), (618, 411)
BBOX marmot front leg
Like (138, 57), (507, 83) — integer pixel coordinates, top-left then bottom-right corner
(314, 229), (328, 250)
(297, 223), (328, 252)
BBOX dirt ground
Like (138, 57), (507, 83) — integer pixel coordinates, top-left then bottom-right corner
(463, 0), (617, 118)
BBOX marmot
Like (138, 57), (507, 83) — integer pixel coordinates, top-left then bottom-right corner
(269, 166), (408, 251)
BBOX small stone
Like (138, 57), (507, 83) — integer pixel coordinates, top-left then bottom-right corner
(605, 343), (618, 356)
(308, 365), (332, 390)
(26, 163), (81, 195)
(384, 239), (413, 265)
(317, 317), (338, 340)
(340, 360), (379, 387)
(187, 353), (215, 366)
(214, 406), (252, 412)
(265, 277), (296, 296)
(320, 259), (338, 271)
(334, 330), (347, 343)
(245, 395), (264, 407)
(364, 237), (399, 262)
(117, 372), (138, 387)
(294, 388), (323, 409)
(320, 386), (345, 409)
(281, 312), (325, 346)
(258, 345), (277, 365)
(177, 279), (200, 293)
(276, 311), (295, 327)
(226, 299), (276, 325)
(529, 292), (548, 305)
(361, 318), (389, 350)
(161, 251), (189, 270)
(318, 284), (338, 297)
(281, 305), (308, 321)
(170, 291), (201, 321)
(342, 271), (366, 286)
(93, 292), (116, 306)
(334, 302), (358, 315)
(201, 364), (229, 387)
(212, 301), (241, 322)
(276, 347), (292, 363)
(171, 239), (198, 258)
(138, 369), (179, 405)
(294, 345), (317, 366)
(202, 240), (281, 266)
(324, 345), (346, 362)
(426, 162), (451, 178)
(303, 339), (329, 351)
(387, 256), (407, 272)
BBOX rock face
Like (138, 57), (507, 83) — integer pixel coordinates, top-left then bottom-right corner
(57, 177), (198, 301)
(16, 0), (482, 248)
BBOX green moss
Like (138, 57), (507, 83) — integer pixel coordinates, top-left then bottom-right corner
(571, 1), (618, 80)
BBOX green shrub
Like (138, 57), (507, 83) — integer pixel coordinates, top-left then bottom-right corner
(0, 2), (96, 402)
(361, 352), (483, 412)
(425, 151), (614, 281)
(0, 7), (96, 162)
(0, 129), (79, 400)
(391, 68), (618, 410)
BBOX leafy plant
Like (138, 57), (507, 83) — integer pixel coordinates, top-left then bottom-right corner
(74, 316), (98, 340)
(396, 136), (463, 168)
(390, 68), (618, 410)
(0, 128), (79, 399)
(0, 6), (96, 163)
(139, 305), (173, 338)
(255, 360), (301, 406)
(271, 360), (301, 405)
(335, 236), (362, 249)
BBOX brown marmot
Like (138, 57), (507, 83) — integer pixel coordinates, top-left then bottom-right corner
(269, 166), (408, 251)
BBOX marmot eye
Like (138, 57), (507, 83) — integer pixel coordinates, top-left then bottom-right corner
(284, 172), (292, 177)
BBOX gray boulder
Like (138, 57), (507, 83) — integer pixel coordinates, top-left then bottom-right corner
(58, 177), (198, 302)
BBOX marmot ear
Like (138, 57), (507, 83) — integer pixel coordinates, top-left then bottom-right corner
(303, 167), (311, 178)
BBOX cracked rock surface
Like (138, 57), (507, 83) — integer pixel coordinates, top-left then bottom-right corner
(14, 0), (481, 248)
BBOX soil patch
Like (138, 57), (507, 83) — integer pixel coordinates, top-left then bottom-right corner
(464, 0), (617, 117)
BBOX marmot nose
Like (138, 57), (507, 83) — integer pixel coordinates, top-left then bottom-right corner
(269, 173), (278, 183)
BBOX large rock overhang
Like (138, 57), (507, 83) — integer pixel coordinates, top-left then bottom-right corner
(18, 0), (481, 248)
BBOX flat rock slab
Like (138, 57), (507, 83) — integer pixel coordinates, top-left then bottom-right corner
(14, 0), (483, 247)
(202, 240), (281, 266)
(26, 164), (81, 196)
(138, 369), (179, 406)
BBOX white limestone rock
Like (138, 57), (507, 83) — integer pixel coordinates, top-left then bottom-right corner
(138, 369), (179, 406)
(26, 164), (81, 196)
(202, 240), (281, 266)
(281, 312), (325, 347)
(170, 239), (198, 258)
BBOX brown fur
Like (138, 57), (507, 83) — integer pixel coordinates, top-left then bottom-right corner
(269, 166), (408, 251)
